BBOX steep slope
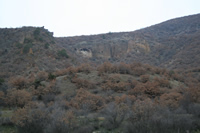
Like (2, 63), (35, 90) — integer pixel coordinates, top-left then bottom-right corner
(56, 13), (200, 69)
(0, 27), (72, 80)
(0, 13), (200, 82)
(0, 14), (200, 133)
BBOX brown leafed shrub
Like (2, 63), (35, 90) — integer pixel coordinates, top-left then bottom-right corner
(0, 91), (5, 105)
(128, 81), (160, 98)
(32, 80), (60, 96)
(140, 74), (150, 83)
(97, 62), (114, 75)
(130, 80), (139, 88)
(115, 94), (136, 104)
(154, 77), (171, 88)
(11, 103), (49, 133)
(6, 88), (32, 107)
(128, 83), (146, 96)
(11, 107), (29, 127)
(160, 92), (183, 109)
(77, 63), (92, 74)
(144, 81), (161, 98)
(72, 77), (96, 89)
(53, 68), (69, 77)
(66, 66), (78, 76)
(10, 76), (28, 89)
(70, 88), (104, 111)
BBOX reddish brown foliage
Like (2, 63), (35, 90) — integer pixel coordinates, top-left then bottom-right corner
(5, 88), (32, 107)
(140, 75), (150, 83)
(154, 77), (171, 88)
(72, 77), (96, 89)
(70, 88), (104, 111)
(0, 91), (5, 105)
(115, 94), (136, 104)
(144, 81), (161, 98)
(77, 63), (92, 74)
(97, 62), (114, 75)
(160, 92), (183, 109)
(10, 76), (28, 89)
(128, 81), (160, 98)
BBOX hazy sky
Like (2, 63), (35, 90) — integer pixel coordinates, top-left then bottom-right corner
(0, 0), (200, 37)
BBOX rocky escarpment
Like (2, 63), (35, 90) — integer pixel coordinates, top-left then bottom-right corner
(55, 32), (157, 65)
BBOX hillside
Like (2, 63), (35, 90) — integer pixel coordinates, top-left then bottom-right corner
(56, 13), (200, 69)
(1, 62), (200, 133)
(0, 27), (73, 80)
(0, 13), (200, 80)
(0, 14), (200, 133)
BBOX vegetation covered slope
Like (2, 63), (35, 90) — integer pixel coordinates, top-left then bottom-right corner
(0, 63), (200, 133)
(0, 27), (73, 82)
(0, 13), (200, 133)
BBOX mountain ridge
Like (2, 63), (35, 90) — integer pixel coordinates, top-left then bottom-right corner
(55, 13), (200, 69)
(0, 13), (200, 80)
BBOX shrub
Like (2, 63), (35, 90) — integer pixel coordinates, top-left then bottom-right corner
(12, 103), (49, 133)
(34, 79), (42, 89)
(16, 43), (23, 49)
(154, 77), (171, 88)
(33, 28), (41, 40)
(128, 83), (146, 96)
(101, 102), (128, 130)
(97, 62), (114, 75)
(145, 81), (161, 96)
(140, 75), (150, 83)
(0, 91), (5, 105)
(77, 63), (92, 74)
(160, 92), (183, 109)
(45, 109), (77, 133)
(132, 67), (146, 76)
(57, 49), (69, 58)
(10, 76), (28, 89)
(36, 71), (48, 81)
(70, 88), (104, 111)
(42, 94), (55, 105)
(5, 88), (32, 107)
(0, 78), (4, 85)
(23, 43), (32, 54)
(117, 62), (131, 74)
(48, 73), (56, 80)
(72, 78), (95, 89)
(44, 43), (50, 49)
(24, 38), (33, 43)
(34, 28), (40, 35)
(184, 86), (200, 103)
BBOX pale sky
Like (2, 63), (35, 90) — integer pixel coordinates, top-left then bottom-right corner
(0, 0), (200, 37)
